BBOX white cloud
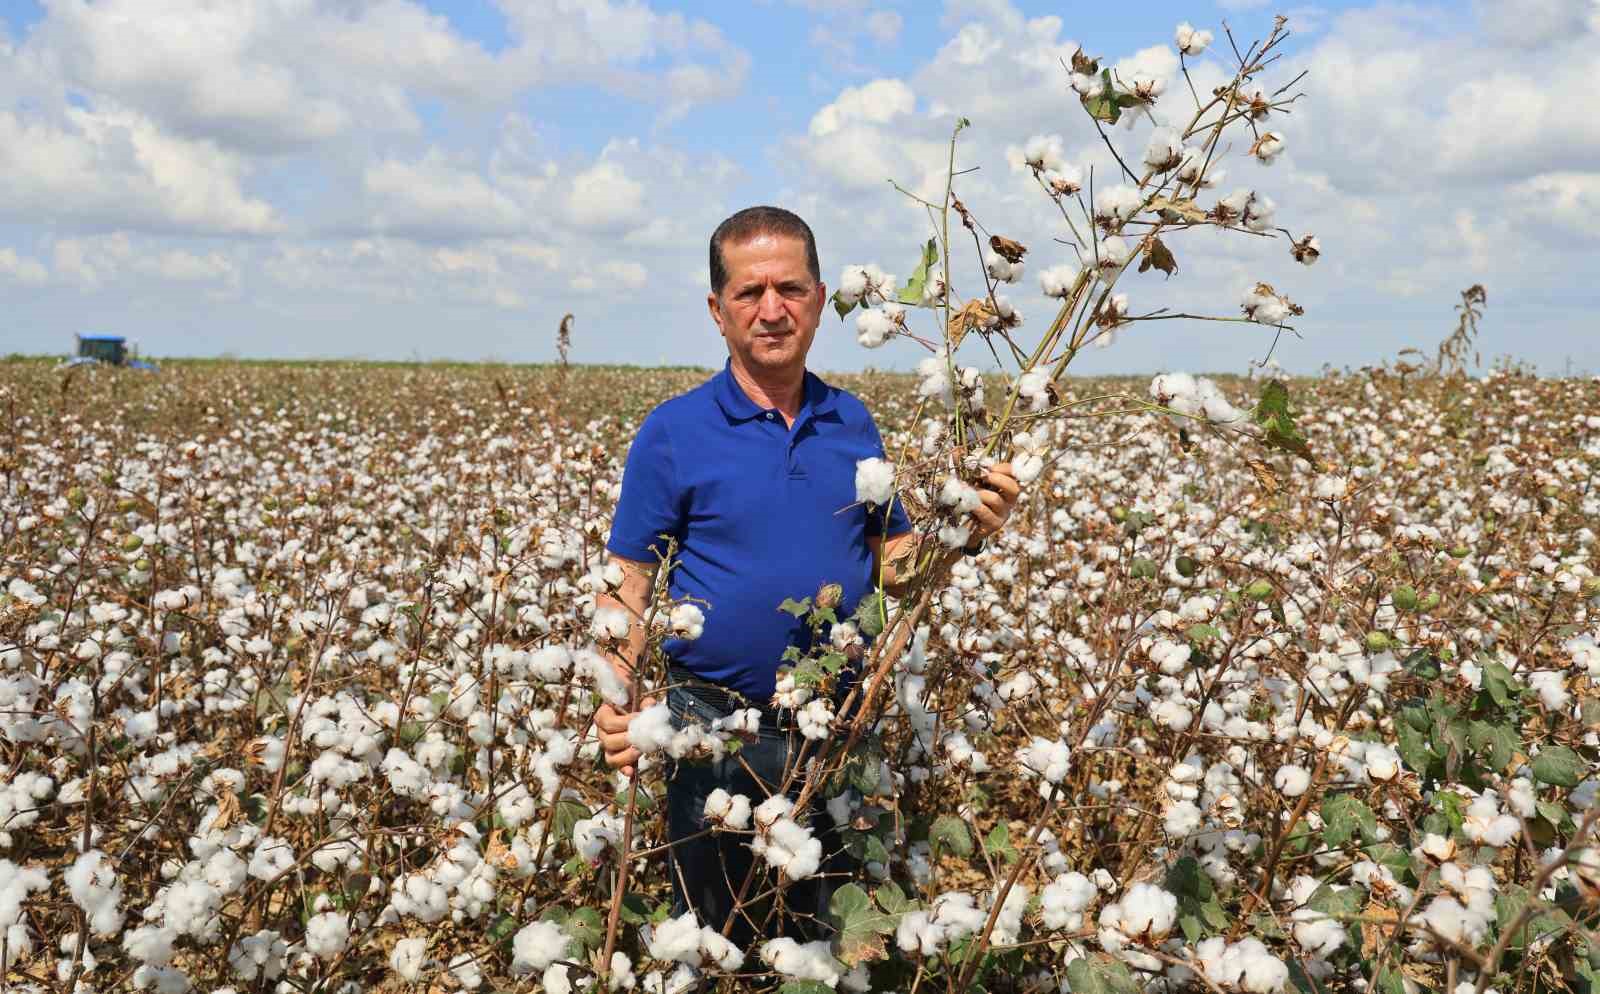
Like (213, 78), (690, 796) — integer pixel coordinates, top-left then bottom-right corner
(565, 159), (647, 231)
(809, 79), (916, 137)
(865, 10), (904, 44)
(0, 247), (49, 285)
(1473, 0), (1593, 48)
(364, 150), (528, 239)
(0, 108), (279, 234)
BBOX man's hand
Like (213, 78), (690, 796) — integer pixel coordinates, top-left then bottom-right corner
(595, 697), (656, 777)
(970, 462), (1022, 542)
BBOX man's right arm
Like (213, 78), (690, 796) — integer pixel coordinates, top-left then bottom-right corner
(593, 553), (658, 773)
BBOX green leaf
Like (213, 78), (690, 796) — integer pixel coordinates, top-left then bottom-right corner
(1130, 556), (1157, 580)
(1396, 721), (1436, 781)
(1306, 883), (1362, 918)
(563, 906), (603, 954)
(853, 589), (885, 638)
(1467, 719), (1520, 772)
(1482, 660), (1524, 709)
(792, 659), (824, 688)
(780, 982), (837, 994)
(553, 799), (589, 842)
(827, 883), (896, 966)
(1495, 883), (1570, 951)
(896, 238), (938, 304)
(875, 881), (916, 916)
(1185, 623), (1221, 644)
(930, 815), (974, 858)
(831, 291), (858, 320)
(487, 913), (519, 944)
(619, 893), (651, 925)
(428, 689), (451, 713)
(778, 597), (812, 618)
(1252, 379), (1315, 465)
(984, 823), (1017, 864)
(1536, 799), (1574, 834)
(1321, 795), (1379, 848)
(1066, 955), (1141, 994)
(1532, 745), (1584, 787)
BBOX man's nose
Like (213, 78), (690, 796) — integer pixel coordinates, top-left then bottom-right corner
(756, 286), (787, 323)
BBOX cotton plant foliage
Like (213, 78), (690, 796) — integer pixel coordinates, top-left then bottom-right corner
(4, 15), (1600, 994)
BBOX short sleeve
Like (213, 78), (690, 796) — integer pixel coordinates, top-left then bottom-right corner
(862, 415), (913, 539)
(606, 411), (685, 562)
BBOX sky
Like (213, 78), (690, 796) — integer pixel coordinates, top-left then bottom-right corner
(0, 0), (1595, 376)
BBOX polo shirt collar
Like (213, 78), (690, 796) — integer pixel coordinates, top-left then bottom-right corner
(712, 359), (837, 424)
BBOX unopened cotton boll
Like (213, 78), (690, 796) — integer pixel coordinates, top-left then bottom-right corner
(854, 458), (897, 507)
(1175, 21), (1213, 55)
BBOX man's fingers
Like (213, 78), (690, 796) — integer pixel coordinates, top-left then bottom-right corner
(594, 704), (630, 734)
(605, 746), (641, 770)
(982, 464), (1022, 500)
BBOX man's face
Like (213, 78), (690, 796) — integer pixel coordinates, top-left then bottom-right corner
(707, 233), (825, 378)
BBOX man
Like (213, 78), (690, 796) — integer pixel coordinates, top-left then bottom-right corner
(593, 206), (1020, 948)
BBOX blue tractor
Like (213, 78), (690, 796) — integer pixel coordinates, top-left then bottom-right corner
(65, 334), (159, 371)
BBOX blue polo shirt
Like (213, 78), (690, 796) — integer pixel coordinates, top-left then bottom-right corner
(606, 361), (912, 702)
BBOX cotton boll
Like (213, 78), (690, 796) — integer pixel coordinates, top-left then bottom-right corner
(760, 937), (842, 986)
(1176, 22), (1213, 55)
(304, 912), (349, 959)
(1021, 134), (1067, 173)
(1016, 736), (1072, 783)
(753, 795), (794, 830)
(854, 458), (897, 507)
(669, 604), (704, 640)
(1364, 744), (1402, 782)
(648, 911), (704, 966)
(703, 789), (752, 831)
(938, 478), (982, 515)
(1041, 872), (1097, 929)
(390, 937), (428, 981)
(1039, 265), (1077, 299)
(698, 928), (745, 971)
(855, 307), (900, 349)
(512, 920), (571, 974)
(1164, 800), (1204, 837)
(591, 607), (631, 641)
(64, 849), (124, 937)
(1252, 131), (1286, 165)
(1274, 765), (1311, 797)
(1527, 671), (1570, 711)
(1143, 129), (1183, 172)
(1094, 185), (1143, 227)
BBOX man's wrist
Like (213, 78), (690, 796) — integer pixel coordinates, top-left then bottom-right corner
(962, 533), (986, 557)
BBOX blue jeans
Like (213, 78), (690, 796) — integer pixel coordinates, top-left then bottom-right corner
(663, 685), (853, 950)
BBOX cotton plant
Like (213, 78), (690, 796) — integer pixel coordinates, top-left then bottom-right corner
(4, 21), (1600, 994)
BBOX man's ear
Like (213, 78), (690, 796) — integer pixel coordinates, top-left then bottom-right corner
(706, 291), (726, 335)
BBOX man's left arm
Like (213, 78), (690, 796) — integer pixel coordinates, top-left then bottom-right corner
(867, 462), (1022, 599)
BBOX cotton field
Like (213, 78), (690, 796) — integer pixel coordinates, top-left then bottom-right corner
(1, 358), (1598, 994)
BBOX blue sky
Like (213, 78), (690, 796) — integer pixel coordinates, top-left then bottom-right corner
(0, 0), (1594, 375)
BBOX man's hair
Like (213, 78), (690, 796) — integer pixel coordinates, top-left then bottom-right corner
(708, 206), (820, 296)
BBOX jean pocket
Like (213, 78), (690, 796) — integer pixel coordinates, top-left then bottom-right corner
(666, 685), (727, 731)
